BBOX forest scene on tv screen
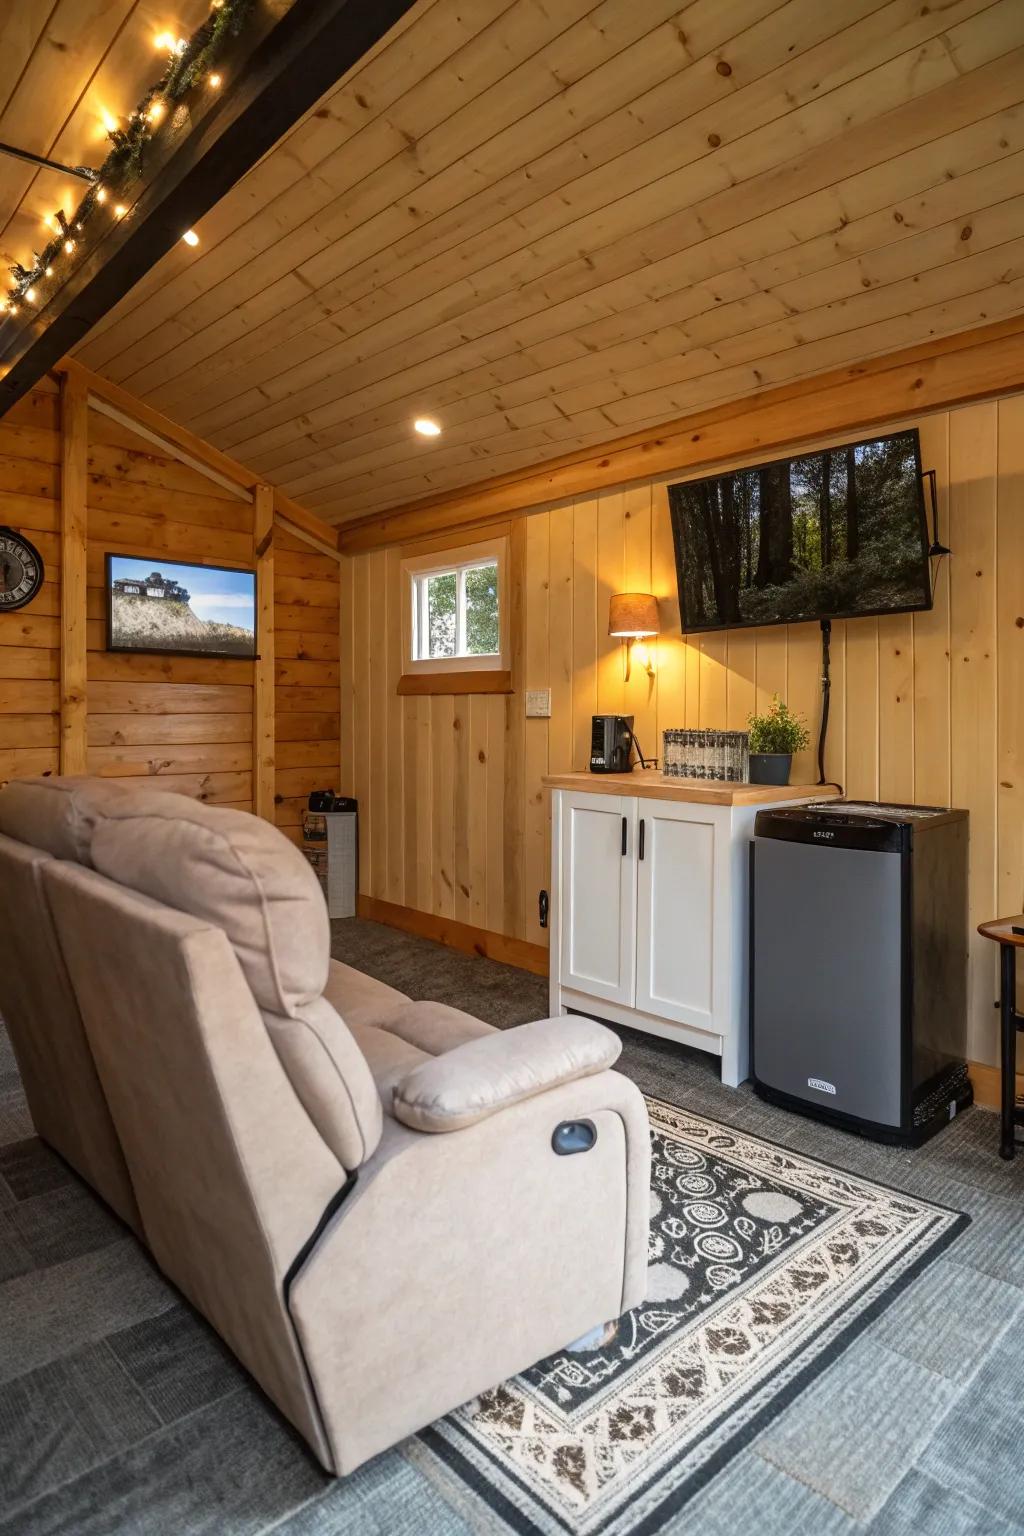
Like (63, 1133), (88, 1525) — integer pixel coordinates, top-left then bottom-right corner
(669, 431), (931, 631)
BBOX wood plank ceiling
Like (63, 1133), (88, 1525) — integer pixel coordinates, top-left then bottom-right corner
(62, 0), (1024, 524)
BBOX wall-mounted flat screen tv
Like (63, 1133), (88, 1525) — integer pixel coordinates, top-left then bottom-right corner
(668, 428), (932, 632)
(106, 554), (257, 659)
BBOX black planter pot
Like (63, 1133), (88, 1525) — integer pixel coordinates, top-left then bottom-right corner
(749, 752), (792, 786)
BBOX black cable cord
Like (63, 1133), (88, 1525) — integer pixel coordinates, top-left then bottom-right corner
(628, 729), (649, 769)
(816, 619), (843, 794)
(922, 467), (951, 601)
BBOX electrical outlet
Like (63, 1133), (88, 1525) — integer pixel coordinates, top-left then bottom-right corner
(525, 689), (551, 718)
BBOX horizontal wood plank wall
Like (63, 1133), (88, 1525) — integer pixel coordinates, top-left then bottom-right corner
(0, 382), (61, 780)
(0, 387), (340, 826)
(341, 397), (1024, 1068)
(273, 525), (340, 846)
(83, 408), (256, 808)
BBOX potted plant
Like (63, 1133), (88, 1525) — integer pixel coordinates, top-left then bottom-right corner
(746, 695), (809, 785)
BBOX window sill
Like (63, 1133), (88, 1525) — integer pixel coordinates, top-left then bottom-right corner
(397, 669), (512, 696)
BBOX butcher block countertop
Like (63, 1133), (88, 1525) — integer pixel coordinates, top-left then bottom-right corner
(541, 770), (840, 807)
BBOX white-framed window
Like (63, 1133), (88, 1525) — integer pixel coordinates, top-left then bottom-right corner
(401, 534), (509, 675)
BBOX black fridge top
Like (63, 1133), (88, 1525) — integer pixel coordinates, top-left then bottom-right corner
(754, 800), (967, 854)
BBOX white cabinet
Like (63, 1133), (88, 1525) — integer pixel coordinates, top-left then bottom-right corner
(558, 792), (636, 1006)
(548, 775), (828, 1088)
(635, 800), (723, 1034)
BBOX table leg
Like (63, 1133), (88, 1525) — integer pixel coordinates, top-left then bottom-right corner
(1000, 942), (1017, 1161)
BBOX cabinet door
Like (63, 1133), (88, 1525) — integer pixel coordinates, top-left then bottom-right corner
(635, 802), (718, 1031)
(559, 792), (636, 1006)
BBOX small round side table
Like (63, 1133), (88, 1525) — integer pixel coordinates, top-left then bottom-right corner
(978, 916), (1024, 1160)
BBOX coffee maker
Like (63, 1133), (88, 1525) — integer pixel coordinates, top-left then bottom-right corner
(589, 715), (634, 773)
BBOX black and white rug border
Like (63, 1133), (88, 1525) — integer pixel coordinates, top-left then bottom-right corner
(412, 1095), (970, 1536)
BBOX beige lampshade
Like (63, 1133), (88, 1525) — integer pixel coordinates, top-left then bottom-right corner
(608, 592), (660, 637)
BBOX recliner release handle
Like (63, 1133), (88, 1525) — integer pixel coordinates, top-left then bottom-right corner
(552, 1119), (597, 1155)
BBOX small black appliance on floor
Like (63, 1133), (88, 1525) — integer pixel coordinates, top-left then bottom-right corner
(750, 801), (972, 1146)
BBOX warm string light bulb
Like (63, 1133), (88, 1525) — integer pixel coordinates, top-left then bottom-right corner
(25, 288), (36, 304)
(96, 186), (107, 205)
(208, 72), (221, 87)
(181, 229), (199, 247)
(113, 204), (126, 219)
(148, 100), (165, 123)
(63, 239), (75, 254)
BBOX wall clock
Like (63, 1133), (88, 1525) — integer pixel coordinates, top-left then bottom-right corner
(0, 527), (45, 612)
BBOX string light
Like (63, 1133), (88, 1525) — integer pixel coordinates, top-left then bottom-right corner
(4, 0), (251, 319)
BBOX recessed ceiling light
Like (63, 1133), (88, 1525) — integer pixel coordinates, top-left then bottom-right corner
(414, 417), (441, 437)
(182, 229), (199, 247)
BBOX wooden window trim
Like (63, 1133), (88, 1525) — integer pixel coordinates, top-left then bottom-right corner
(398, 529), (511, 694)
(397, 669), (512, 695)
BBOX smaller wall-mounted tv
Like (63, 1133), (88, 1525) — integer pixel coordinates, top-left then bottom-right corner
(668, 428), (932, 632)
(106, 554), (257, 659)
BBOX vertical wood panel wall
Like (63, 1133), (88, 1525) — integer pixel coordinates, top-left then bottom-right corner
(342, 397), (1024, 1067)
(0, 385), (338, 837)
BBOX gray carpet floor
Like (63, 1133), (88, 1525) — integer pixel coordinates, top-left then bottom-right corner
(0, 917), (1022, 1534)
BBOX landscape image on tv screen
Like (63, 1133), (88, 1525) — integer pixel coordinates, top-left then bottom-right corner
(107, 555), (256, 658)
(668, 429), (931, 632)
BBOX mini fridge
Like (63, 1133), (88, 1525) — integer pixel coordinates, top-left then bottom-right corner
(750, 801), (972, 1145)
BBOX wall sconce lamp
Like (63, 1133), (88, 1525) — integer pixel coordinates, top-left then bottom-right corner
(609, 593), (660, 681)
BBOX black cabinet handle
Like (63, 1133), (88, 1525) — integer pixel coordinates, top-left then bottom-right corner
(621, 815), (627, 855)
(639, 818), (646, 860)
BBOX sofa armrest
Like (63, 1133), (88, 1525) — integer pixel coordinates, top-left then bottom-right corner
(391, 1015), (621, 1132)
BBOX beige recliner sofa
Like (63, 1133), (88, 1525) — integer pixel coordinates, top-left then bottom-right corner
(0, 775), (650, 1476)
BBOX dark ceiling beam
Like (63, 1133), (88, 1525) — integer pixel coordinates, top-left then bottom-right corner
(0, 0), (417, 416)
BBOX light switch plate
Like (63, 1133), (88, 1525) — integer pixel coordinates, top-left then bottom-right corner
(525, 689), (551, 718)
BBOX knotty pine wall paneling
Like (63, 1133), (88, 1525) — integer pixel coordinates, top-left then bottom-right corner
(0, 382), (61, 781)
(273, 525), (340, 846)
(341, 398), (1024, 1067)
(0, 385), (340, 832)
(83, 408), (256, 808)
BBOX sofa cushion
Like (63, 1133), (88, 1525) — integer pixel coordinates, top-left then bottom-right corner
(0, 775), (128, 864)
(323, 959), (409, 1029)
(346, 1003), (495, 1103)
(348, 1022), (429, 1100)
(90, 791), (329, 1017)
(263, 998), (383, 1168)
(370, 999), (495, 1055)
(392, 1015), (621, 1132)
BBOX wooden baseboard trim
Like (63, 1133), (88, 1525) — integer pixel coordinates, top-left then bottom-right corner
(967, 1060), (1023, 1111)
(355, 895), (550, 977)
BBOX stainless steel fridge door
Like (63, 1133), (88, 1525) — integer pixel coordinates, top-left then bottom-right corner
(753, 836), (904, 1128)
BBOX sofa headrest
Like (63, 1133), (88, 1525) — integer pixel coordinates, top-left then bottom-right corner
(0, 775), (129, 864)
(89, 791), (330, 1018)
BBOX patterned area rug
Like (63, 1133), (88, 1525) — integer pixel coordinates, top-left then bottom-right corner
(413, 1098), (968, 1535)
